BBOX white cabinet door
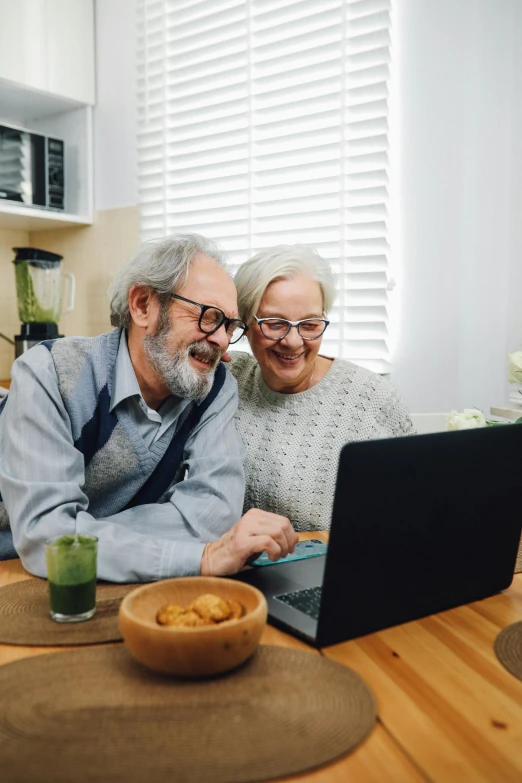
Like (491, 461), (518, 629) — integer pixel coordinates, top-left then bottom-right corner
(0, 0), (47, 92)
(0, 0), (95, 105)
(45, 0), (95, 105)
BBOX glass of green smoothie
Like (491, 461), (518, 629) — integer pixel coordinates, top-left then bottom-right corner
(45, 534), (98, 622)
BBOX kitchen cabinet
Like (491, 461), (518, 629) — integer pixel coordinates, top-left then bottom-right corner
(0, 0), (95, 105)
(0, 0), (95, 230)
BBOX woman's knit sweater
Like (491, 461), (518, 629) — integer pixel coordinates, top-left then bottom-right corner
(229, 352), (414, 531)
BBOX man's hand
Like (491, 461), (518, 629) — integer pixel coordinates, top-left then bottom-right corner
(200, 508), (298, 576)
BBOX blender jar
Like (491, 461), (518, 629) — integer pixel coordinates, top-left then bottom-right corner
(13, 247), (75, 324)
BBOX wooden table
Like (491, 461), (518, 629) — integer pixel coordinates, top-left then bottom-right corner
(1, 532), (522, 783)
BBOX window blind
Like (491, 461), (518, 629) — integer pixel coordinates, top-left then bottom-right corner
(137, 0), (393, 372)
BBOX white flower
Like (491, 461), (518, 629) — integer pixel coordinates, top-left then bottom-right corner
(507, 352), (522, 384)
(446, 409), (487, 430)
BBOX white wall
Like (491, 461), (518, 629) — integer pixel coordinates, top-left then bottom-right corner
(392, 0), (522, 414)
(94, 0), (138, 210)
(92, 0), (522, 414)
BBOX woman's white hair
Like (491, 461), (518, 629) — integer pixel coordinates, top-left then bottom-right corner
(234, 244), (337, 324)
(108, 233), (227, 328)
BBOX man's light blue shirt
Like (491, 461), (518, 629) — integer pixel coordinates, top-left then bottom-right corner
(110, 330), (191, 449)
(0, 333), (245, 581)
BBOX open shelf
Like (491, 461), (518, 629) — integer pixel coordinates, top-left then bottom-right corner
(0, 202), (92, 231)
(0, 80), (93, 232)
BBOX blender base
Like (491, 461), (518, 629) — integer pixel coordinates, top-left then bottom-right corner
(15, 323), (62, 359)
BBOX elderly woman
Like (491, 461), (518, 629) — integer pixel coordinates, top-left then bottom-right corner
(228, 245), (414, 531)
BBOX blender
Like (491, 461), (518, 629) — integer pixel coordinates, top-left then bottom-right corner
(13, 247), (75, 358)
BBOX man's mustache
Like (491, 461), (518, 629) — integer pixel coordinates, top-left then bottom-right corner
(187, 340), (221, 367)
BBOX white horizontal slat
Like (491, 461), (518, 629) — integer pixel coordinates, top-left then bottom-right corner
(167, 98), (249, 129)
(253, 77), (342, 110)
(346, 28), (391, 51)
(253, 0), (342, 26)
(253, 212), (341, 234)
(343, 271), (388, 288)
(137, 0), (393, 370)
(166, 83), (249, 111)
(254, 5), (342, 44)
(167, 164), (250, 184)
(165, 0), (245, 28)
(254, 22), (342, 62)
(346, 80), (388, 104)
(166, 149), (249, 171)
(346, 150), (389, 172)
(166, 14), (247, 50)
(344, 305), (388, 320)
(348, 0), (391, 17)
(346, 183), (387, 201)
(167, 190), (249, 211)
(166, 53), (247, 88)
(164, 178), (249, 200)
(253, 43), (341, 80)
(347, 204), (388, 220)
(346, 169), (388, 188)
(255, 127), (341, 155)
(254, 178), (340, 201)
(253, 59), (342, 94)
(342, 321), (388, 338)
(166, 129), (248, 157)
(164, 205), (249, 224)
(347, 64), (390, 90)
(347, 117), (388, 137)
(346, 219), (388, 235)
(167, 65), (248, 98)
(347, 46), (390, 70)
(255, 194), (341, 216)
(254, 143), (341, 170)
(347, 10), (391, 34)
(342, 338), (388, 356)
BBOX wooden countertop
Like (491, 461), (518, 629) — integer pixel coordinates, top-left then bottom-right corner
(0, 379), (10, 388)
(1, 532), (522, 782)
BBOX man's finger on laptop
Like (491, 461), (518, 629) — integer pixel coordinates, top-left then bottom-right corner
(248, 535), (282, 562)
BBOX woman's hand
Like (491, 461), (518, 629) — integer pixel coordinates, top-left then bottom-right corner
(200, 508), (298, 576)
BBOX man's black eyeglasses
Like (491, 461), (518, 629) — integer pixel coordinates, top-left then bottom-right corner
(169, 293), (248, 344)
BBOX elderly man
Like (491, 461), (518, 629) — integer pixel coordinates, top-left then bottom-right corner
(0, 234), (297, 581)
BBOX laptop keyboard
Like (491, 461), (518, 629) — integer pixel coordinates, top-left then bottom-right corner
(274, 585), (323, 620)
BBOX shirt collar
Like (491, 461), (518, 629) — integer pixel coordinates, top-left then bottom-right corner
(110, 329), (142, 412)
(109, 330), (193, 423)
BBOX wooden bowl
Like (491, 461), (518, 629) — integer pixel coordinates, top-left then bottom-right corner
(118, 576), (267, 677)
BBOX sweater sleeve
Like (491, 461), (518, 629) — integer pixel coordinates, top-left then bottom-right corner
(371, 374), (416, 437)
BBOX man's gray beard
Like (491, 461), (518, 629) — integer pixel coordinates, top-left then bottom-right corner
(144, 324), (220, 401)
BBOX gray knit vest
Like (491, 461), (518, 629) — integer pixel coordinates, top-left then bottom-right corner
(0, 328), (225, 536)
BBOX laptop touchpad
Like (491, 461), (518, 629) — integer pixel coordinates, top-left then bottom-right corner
(241, 555), (326, 594)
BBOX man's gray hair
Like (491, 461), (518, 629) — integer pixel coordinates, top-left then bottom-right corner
(234, 244), (337, 325)
(108, 233), (228, 328)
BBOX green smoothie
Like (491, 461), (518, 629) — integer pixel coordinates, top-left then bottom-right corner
(14, 261), (60, 323)
(46, 535), (98, 621)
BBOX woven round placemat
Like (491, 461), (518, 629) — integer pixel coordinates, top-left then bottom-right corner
(494, 621), (522, 680)
(0, 579), (137, 646)
(0, 644), (376, 783)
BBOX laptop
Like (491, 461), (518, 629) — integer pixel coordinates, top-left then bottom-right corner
(234, 425), (522, 647)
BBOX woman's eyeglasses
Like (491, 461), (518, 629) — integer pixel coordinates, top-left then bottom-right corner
(254, 316), (329, 341)
(169, 293), (248, 344)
